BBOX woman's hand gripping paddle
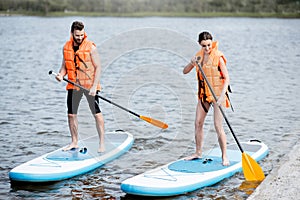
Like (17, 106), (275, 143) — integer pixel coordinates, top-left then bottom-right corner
(49, 70), (168, 129)
(194, 58), (265, 181)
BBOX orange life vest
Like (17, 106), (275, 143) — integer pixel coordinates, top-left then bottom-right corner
(195, 41), (230, 108)
(63, 33), (101, 90)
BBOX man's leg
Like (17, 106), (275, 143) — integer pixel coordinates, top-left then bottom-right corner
(64, 89), (82, 151)
(86, 90), (105, 152)
(63, 114), (79, 151)
(95, 113), (105, 152)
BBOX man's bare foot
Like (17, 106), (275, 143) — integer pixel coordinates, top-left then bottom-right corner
(63, 144), (79, 151)
(184, 153), (202, 161)
(222, 157), (230, 166)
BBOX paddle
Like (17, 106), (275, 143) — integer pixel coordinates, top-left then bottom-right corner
(195, 57), (265, 181)
(49, 70), (168, 129)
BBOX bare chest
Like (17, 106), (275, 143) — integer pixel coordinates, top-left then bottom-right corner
(201, 54), (210, 65)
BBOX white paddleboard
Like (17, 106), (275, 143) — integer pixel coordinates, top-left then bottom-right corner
(9, 130), (134, 182)
(121, 140), (268, 196)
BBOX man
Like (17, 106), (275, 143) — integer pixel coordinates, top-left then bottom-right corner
(56, 21), (105, 152)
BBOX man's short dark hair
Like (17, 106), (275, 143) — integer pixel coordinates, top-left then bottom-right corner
(71, 21), (84, 33)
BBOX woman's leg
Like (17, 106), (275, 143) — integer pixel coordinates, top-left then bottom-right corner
(185, 100), (209, 160)
(213, 104), (230, 166)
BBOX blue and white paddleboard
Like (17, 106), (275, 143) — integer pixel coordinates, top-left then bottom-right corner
(121, 140), (268, 196)
(9, 130), (134, 182)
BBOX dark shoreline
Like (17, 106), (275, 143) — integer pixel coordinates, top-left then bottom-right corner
(1, 11), (299, 18)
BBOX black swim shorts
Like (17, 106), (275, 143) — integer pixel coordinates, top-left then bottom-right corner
(67, 89), (101, 114)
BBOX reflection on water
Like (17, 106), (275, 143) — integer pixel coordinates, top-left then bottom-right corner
(238, 180), (262, 196)
(0, 16), (299, 199)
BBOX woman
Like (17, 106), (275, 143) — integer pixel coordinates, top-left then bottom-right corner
(183, 31), (231, 166)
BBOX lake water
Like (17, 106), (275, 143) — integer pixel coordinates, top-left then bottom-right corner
(0, 16), (299, 199)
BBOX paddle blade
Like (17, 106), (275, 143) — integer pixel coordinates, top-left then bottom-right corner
(140, 115), (168, 129)
(242, 152), (265, 181)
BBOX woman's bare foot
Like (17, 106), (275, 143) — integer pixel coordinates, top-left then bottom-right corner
(222, 156), (230, 166)
(63, 143), (79, 151)
(184, 153), (202, 161)
(98, 144), (105, 153)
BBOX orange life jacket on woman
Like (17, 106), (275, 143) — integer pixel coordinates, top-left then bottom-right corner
(195, 41), (230, 108)
(63, 33), (101, 90)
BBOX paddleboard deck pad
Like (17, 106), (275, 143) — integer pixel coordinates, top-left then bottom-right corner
(9, 130), (134, 182)
(121, 140), (268, 196)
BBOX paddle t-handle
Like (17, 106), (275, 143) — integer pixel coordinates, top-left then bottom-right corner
(49, 70), (57, 76)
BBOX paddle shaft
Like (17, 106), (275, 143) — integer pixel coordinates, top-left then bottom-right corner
(195, 58), (244, 153)
(49, 71), (140, 118)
